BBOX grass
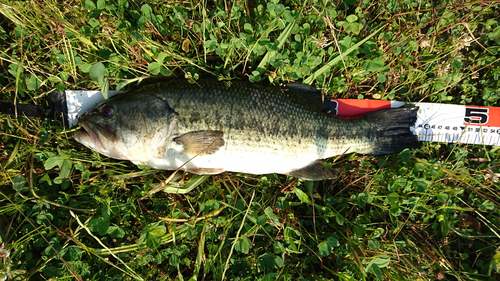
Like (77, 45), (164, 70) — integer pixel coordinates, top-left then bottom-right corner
(1, 0), (500, 280)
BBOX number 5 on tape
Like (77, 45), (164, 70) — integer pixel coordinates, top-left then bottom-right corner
(327, 99), (500, 146)
(465, 108), (489, 125)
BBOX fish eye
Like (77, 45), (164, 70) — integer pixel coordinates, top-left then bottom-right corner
(101, 105), (114, 117)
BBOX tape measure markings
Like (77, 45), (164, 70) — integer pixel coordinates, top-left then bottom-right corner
(332, 99), (500, 146)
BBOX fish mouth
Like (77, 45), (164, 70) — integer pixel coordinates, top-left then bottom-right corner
(74, 119), (117, 150)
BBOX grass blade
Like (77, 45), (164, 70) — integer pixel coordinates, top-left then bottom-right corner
(221, 191), (255, 280)
(303, 24), (386, 85)
(161, 174), (211, 194)
(191, 220), (207, 280)
(71, 211), (144, 281)
(255, 13), (301, 74)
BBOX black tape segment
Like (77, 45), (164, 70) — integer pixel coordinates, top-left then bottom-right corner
(0, 101), (52, 117)
(0, 90), (69, 128)
(48, 90), (69, 128)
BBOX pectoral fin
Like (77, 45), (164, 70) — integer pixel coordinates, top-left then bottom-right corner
(173, 130), (224, 156)
(287, 160), (337, 181)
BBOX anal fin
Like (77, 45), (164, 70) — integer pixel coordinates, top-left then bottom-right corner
(287, 160), (337, 181)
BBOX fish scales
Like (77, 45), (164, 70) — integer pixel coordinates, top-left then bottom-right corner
(74, 80), (420, 180)
(145, 81), (368, 165)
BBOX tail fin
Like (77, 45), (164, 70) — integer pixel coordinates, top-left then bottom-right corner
(364, 107), (420, 155)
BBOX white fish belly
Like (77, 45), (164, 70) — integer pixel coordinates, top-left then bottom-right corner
(145, 143), (318, 176)
(197, 149), (317, 175)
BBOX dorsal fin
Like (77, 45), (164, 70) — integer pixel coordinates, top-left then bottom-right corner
(282, 83), (325, 112)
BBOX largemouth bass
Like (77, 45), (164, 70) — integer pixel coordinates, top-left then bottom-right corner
(74, 80), (420, 180)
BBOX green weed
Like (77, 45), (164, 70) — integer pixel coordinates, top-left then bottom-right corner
(1, 0), (499, 280)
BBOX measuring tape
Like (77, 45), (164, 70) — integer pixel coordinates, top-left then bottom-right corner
(330, 99), (500, 146)
(65, 90), (500, 146)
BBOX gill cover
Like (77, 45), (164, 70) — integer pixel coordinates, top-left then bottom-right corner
(74, 91), (178, 161)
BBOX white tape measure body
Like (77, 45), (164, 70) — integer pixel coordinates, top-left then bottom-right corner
(410, 102), (499, 146)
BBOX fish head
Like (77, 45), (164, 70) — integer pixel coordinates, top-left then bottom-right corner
(74, 92), (178, 162)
